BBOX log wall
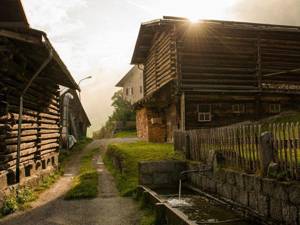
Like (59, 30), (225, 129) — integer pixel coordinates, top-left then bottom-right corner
(143, 29), (177, 96)
(0, 73), (60, 182)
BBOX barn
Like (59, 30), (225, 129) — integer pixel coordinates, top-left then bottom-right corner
(132, 16), (300, 142)
(0, 0), (78, 190)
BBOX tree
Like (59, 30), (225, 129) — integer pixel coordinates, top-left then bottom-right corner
(93, 90), (136, 138)
(111, 90), (135, 122)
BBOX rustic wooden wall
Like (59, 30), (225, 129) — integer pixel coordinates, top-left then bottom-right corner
(143, 29), (177, 96)
(0, 64), (60, 180)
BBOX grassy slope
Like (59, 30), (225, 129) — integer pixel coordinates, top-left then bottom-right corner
(113, 130), (137, 138)
(260, 111), (300, 131)
(103, 141), (183, 196)
(65, 148), (99, 200)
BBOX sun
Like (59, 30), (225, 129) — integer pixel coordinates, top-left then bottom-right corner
(164, 0), (236, 21)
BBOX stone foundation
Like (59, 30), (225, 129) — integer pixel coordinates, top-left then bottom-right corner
(136, 107), (166, 143)
(0, 153), (59, 207)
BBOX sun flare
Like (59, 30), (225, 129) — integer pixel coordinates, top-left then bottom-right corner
(162, 0), (237, 21)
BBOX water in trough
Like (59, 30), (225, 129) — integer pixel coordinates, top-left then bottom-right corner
(157, 187), (258, 225)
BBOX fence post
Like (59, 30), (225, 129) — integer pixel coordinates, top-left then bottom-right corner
(260, 131), (276, 176)
(185, 133), (190, 160)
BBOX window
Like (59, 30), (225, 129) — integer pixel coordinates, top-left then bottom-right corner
(269, 104), (281, 113)
(125, 88), (129, 96)
(232, 104), (246, 114)
(197, 104), (212, 122)
(198, 112), (211, 122)
(130, 88), (134, 95)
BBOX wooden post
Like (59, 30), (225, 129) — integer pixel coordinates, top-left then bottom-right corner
(180, 92), (185, 131)
(260, 131), (276, 176)
(185, 133), (190, 160)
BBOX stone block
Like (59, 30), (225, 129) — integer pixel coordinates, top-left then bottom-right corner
(273, 183), (288, 201)
(235, 172), (245, 190)
(248, 191), (258, 211)
(207, 179), (217, 193)
(226, 170), (236, 185)
(262, 178), (276, 196)
(253, 177), (262, 192)
(215, 169), (226, 184)
(0, 173), (7, 190)
(221, 184), (232, 200)
(153, 173), (169, 185)
(195, 174), (202, 188)
(244, 174), (256, 191)
(288, 185), (300, 205)
(257, 194), (269, 217)
(139, 174), (153, 185)
(282, 203), (298, 225)
(236, 189), (248, 206)
(270, 199), (283, 223)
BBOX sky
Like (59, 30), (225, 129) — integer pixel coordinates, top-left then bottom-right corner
(21, 0), (300, 134)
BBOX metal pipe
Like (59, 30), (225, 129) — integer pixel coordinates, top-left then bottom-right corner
(179, 168), (212, 178)
(15, 40), (53, 183)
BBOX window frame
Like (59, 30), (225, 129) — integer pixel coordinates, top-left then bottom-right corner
(197, 104), (212, 122)
(232, 104), (246, 114)
(269, 103), (281, 113)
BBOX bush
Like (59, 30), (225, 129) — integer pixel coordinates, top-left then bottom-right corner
(17, 187), (36, 204)
(2, 196), (18, 215)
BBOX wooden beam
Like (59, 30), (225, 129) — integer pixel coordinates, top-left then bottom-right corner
(263, 68), (300, 78)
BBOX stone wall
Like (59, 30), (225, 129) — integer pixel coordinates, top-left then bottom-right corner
(136, 107), (166, 143)
(188, 161), (300, 225)
(136, 108), (149, 140)
(139, 161), (186, 188)
(0, 153), (59, 207)
(138, 159), (300, 224)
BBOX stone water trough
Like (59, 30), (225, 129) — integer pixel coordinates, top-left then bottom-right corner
(138, 160), (300, 225)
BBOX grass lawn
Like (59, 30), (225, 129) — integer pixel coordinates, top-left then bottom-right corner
(113, 130), (137, 138)
(65, 148), (99, 200)
(103, 141), (183, 196)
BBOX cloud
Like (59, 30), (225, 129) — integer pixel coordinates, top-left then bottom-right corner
(229, 0), (300, 25)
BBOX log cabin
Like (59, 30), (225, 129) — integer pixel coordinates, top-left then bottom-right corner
(132, 16), (300, 142)
(0, 0), (78, 190)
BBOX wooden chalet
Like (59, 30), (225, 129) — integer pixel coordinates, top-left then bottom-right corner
(132, 16), (300, 142)
(0, 0), (78, 189)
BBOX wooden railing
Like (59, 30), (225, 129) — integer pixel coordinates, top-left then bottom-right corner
(174, 122), (300, 179)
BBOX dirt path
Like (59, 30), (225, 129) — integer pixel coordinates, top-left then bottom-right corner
(0, 138), (141, 225)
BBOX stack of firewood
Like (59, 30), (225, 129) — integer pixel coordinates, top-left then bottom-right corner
(0, 76), (60, 170)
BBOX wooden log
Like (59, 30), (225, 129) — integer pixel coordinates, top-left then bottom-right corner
(4, 142), (36, 153)
(3, 135), (37, 144)
(39, 133), (60, 140)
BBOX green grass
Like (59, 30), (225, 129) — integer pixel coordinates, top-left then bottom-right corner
(113, 130), (137, 138)
(103, 141), (183, 196)
(261, 111), (300, 131)
(140, 209), (156, 225)
(59, 138), (93, 173)
(65, 148), (99, 200)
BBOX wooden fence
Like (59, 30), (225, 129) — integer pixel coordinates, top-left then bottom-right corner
(174, 122), (300, 179)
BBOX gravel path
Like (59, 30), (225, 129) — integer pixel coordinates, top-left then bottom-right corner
(0, 138), (141, 225)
